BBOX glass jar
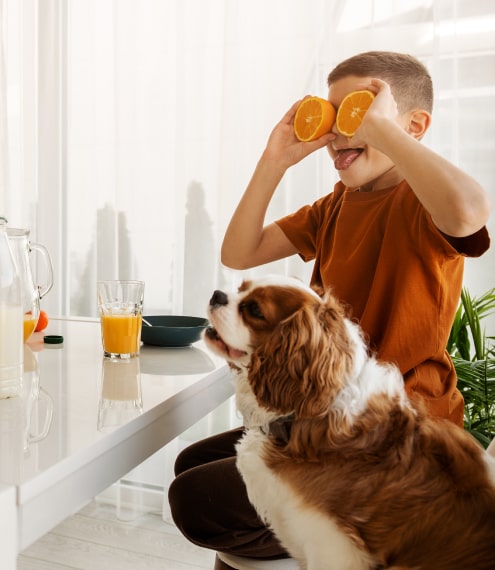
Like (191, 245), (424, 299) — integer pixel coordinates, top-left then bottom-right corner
(0, 217), (23, 398)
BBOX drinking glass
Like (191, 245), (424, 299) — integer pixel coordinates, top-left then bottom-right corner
(97, 280), (144, 359)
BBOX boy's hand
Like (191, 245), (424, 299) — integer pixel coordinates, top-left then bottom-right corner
(263, 98), (336, 169)
(346, 78), (401, 149)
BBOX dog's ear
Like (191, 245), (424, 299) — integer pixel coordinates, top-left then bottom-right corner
(310, 283), (325, 298)
(248, 294), (355, 418)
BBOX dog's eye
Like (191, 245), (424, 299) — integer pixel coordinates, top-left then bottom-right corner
(240, 301), (265, 320)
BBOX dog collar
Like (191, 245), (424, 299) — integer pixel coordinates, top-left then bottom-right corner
(266, 414), (295, 444)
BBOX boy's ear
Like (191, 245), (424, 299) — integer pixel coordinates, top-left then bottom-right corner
(406, 109), (431, 140)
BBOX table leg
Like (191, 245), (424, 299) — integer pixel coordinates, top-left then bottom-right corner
(0, 484), (17, 569)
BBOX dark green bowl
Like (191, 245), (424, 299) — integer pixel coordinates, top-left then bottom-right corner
(141, 315), (208, 347)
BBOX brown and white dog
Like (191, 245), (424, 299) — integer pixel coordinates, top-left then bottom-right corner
(204, 275), (495, 570)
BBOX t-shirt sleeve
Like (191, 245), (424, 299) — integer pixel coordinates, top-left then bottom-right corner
(275, 205), (318, 262)
(275, 195), (330, 262)
(441, 226), (490, 257)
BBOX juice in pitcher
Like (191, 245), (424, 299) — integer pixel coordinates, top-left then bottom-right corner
(23, 313), (38, 342)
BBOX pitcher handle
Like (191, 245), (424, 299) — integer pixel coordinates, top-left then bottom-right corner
(28, 387), (54, 445)
(30, 242), (54, 299)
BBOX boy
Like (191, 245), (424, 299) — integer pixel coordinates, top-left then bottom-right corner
(169, 51), (491, 563)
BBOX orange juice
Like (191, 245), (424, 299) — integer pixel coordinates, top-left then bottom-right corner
(23, 315), (38, 342)
(100, 314), (142, 356)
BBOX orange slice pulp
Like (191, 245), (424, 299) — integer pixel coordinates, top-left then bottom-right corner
(294, 97), (336, 142)
(335, 90), (375, 137)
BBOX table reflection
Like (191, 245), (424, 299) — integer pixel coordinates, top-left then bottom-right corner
(139, 345), (215, 375)
(98, 357), (143, 432)
(0, 346), (53, 483)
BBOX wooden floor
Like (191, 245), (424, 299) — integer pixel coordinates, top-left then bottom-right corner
(18, 500), (216, 570)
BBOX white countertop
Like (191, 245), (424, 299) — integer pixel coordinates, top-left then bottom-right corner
(0, 318), (233, 563)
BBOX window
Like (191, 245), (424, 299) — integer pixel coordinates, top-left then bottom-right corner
(2, 0), (494, 318)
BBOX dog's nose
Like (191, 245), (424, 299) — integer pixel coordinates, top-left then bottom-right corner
(210, 290), (228, 307)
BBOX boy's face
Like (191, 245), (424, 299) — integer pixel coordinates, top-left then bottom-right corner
(326, 75), (406, 191)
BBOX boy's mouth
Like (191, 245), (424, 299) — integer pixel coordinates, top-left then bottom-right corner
(334, 148), (364, 171)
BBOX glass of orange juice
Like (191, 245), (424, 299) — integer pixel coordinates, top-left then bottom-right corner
(97, 280), (145, 359)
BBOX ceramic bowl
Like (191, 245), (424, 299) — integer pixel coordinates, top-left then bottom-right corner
(140, 315), (208, 347)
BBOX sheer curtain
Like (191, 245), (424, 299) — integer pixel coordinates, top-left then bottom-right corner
(1, 0), (494, 320)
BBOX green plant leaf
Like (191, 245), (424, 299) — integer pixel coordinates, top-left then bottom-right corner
(449, 288), (495, 448)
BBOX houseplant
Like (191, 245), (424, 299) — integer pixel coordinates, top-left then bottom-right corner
(447, 287), (495, 448)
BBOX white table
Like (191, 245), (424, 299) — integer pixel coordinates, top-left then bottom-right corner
(0, 318), (233, 569)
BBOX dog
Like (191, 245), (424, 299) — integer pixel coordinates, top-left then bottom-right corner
(203, 275), (495, 570)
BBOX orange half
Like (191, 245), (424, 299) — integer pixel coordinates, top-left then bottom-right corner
(336, 90), (375, 137)
(294, 97), (336, 142)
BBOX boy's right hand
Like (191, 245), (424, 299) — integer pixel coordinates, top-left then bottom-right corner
(262, 99), (336, 169)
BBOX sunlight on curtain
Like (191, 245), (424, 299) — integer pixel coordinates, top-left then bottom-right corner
(1, 0), (494, 319)
(0, 0), (37, 229)
(63, 0), (332, 317)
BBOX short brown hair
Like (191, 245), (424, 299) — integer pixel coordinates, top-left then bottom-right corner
(327, 51), (433, 114)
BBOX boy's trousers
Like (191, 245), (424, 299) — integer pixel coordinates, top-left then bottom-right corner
(168, 427), (289, 560)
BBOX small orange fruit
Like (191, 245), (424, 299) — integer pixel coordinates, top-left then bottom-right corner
(294, 97), (336, 142)
(336, 90), (375, 137)
(35, 310), (49, 332)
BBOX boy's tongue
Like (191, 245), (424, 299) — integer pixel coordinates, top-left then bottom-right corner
(334, 149), (362, 171)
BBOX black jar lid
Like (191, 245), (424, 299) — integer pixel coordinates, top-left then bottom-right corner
(44, 334), (64, 345)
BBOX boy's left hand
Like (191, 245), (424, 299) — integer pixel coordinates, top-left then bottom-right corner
(346, 78), (402, 148)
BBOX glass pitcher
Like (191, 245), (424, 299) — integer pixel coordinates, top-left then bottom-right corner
(7, 228), (54, 342)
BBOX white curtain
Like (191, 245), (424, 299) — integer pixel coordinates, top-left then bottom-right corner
(1, 0), (494, 319)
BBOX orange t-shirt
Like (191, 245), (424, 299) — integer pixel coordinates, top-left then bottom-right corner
(276, 180), (490, 426)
